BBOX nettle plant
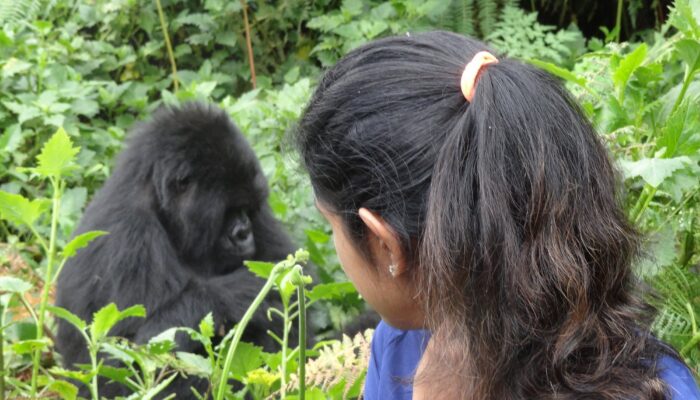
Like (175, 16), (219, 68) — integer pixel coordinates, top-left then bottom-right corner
(0, 129), (368, 400)
(530, 0), (700, 370)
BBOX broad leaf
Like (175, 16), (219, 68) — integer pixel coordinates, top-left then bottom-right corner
(33, 127), (80, 179)
(12, 338), (51, 354)
(306, 282), (357, 302)
(228, 341), (263, 381)
(91, 303), (146, 341)
(0, 191), (49, 229)
(0, 276), (33, 294)
(244, 260), (274, 279)
(612, 43), (647, 93)
(619, 156), (691, 187)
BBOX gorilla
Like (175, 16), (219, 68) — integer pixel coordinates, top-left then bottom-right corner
(55, 102), (296, 397)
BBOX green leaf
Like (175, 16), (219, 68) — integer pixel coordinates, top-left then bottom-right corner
(668, 0), (700, 38)
(47, 379), (79, 400)
(612, 43), (647, 93)
(619, 156), (692, 187)
(528, 59), (588, 88)
(47, 305), (87, 331)
(657, 102), (700, 157)
(0, 191), (49, 229)
(228, 342), (263, 381)
(0, 276), (33, 294)
(62, 231), (108, 259)
(199, 313), (215, 339)
(12, 338), (51, 354)
(245, 260), (274, 279)
(33, 127), (80, 179)
(306, 282), (357, 302)
(176, 352), (212, 375)
(141, 373), (178, 400)
(50, 367), (95, 385)
(90, 303), (146, 341)
(675, 39), (700, 74)
(305, 229), (330, 244)
(96, 365), (134, 384)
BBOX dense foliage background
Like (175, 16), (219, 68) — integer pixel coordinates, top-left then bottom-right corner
(0, 0), (698, 398)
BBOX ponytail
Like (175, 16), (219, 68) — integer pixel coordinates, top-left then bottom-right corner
(296, 31), (671, 399)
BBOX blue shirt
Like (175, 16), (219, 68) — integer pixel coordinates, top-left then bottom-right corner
(364, 320), (700, 399)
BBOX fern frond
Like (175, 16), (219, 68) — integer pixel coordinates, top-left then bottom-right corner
(0, 0), (42, 28)
(649, 265), (700, 349)
(476, 0), (498, 37)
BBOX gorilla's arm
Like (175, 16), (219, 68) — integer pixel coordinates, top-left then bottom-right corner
(57, 208), (269, 354)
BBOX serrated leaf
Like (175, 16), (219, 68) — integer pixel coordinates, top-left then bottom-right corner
(199, 313), (214, 338)
(91, 303), (146, 341)
(12, 338), (51, 354)
(62, 230), (108, 258)
(619, 156), (691, 187)
(306, 282), (357, 302)
(0, 276), (33, 294)
(612, 43), (647, 92)
(33, 127), (80, 179)
(245, 260), (274, 279)
(0, 191), (49, 229)
(47, 305), (87, 331)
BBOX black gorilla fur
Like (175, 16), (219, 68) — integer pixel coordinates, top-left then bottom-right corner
(55, 103), (296, 397)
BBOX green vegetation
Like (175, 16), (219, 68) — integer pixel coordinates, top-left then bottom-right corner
(1, 0), (699, 398)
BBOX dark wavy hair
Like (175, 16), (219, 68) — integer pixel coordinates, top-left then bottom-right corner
(295, 31), (674, 399)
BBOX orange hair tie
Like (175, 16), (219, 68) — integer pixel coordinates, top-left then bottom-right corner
(460, 51), (499, 102)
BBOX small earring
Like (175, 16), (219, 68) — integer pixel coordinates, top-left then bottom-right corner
(388, 264), (397, 277)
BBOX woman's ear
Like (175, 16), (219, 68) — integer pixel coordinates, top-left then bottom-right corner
(358, 208), (407, 277)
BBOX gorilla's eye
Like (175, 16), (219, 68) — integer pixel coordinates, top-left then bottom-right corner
(174, 176), (190, 193)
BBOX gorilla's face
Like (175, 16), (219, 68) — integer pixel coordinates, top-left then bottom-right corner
(151, 119), (269, 276)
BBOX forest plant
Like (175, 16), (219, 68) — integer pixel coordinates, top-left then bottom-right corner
(0, 128), (107, 398)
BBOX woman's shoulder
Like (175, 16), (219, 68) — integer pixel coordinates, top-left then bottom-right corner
(373, 320), (429, 351)
(657, 355), (700, 399)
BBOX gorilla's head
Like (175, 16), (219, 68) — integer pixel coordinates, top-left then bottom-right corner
(121, 103), (269, 275)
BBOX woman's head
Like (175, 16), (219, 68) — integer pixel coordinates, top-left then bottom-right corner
(296, 31), (668, 398)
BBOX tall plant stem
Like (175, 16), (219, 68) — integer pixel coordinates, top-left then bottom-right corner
(240, 0), (257, 89)
(215, 266), (281, 400)
(615, 0), (624, 42)
(297, 285), (306, 400)
(30, 179), (62, 397)
(1, 307), (5, 400)
(631, 184), (656, 223)
(670, 66), (693, 117)
(280, 309), (290, 398)
(155, 0), (179, 91)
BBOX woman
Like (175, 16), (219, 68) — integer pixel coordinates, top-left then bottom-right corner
(295, 31), (700, 399)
